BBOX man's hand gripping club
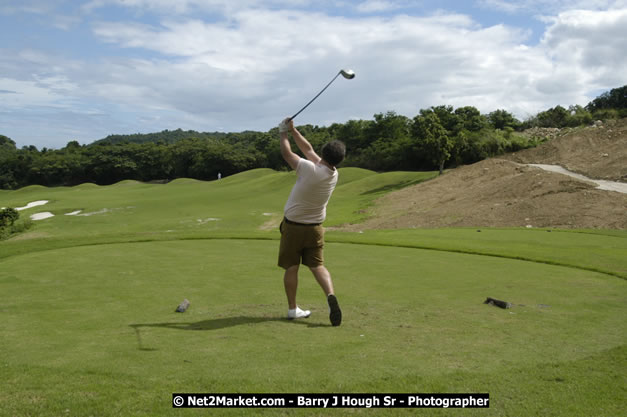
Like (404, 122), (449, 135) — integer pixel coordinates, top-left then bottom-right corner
(279, 118), (321, 170)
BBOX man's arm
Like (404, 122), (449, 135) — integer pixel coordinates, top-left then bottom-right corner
(279, 120), (300, 170)
(289, 123), (321, 165)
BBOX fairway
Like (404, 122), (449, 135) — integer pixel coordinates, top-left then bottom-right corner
(1, 170), (626, 416)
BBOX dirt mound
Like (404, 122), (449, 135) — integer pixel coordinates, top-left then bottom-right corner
(503, 118), (627, 182)
(343, 119), (627, 230)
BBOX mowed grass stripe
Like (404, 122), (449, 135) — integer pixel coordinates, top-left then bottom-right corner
(326, 229), (627, 280)
(2, 231), (626, 281)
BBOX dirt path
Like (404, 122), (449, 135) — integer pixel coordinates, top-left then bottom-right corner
(529, 164), (627, 193)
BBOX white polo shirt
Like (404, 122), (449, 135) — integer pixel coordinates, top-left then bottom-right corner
(284, 158), (338, 224)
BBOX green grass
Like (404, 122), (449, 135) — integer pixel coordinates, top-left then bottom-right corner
(0, 169), (625, 417)
(327, 228), (627, 279)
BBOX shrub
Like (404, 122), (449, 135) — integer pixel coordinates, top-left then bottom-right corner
(0, 208), (33, 240)
(0, 207), (19, 227)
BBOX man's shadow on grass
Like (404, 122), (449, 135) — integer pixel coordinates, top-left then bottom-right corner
(130, 316), (329, 351)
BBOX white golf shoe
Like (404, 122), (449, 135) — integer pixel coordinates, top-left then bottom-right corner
(287, 307), (311, 320)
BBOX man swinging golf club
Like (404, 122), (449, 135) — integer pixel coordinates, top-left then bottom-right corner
(278, 117), (345, 326)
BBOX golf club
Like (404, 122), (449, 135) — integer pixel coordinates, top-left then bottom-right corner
(290, 69), (355, 120)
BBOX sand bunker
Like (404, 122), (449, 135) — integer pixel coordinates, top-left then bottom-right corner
(16, 200), (49, 211)
(30, 212), (54, 221)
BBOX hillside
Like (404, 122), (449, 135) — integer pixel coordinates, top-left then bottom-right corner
(503, 118), (627, 182)
(93, 128), (230, 144)
(344, 119), (627, 230)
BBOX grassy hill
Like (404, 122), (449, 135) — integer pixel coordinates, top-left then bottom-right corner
(92, 128), (230, 145)
(0, 168), (433, 242)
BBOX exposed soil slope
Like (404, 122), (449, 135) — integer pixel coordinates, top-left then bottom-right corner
(503, 118), (627, 182)
(345, 119), (627, 230)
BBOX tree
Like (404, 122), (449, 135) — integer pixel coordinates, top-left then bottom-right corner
(426, 105), (462, 136)
(366, 112), (411, 142)
(536, 105), (569, 128)
(0, 135), (16, 151)
(333, 119), (374, 167)
(412, 112), (453, 174)
(361, 112), (412, 170)
(0, 208), (19, 228)
(586, 85), (627, 112)
(0, 135), (19, 188)
(455, 106), (487, 132)
(487, 110), (520, 130)
(567, 105), (593, 126)
(84, 145), (139, 184)
(64, 140), (81, 150)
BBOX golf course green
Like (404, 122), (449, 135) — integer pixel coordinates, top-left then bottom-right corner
(1, 168), (625, 416)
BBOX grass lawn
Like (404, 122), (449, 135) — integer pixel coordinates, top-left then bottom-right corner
(1, 169), (625, 416)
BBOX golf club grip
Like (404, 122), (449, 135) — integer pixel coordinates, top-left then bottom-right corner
(290, 72), (341, 120)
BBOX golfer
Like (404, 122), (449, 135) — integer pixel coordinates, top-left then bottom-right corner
(278, 117), (345, 326)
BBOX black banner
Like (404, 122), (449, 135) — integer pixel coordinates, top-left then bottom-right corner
(172, 393), (489, 408)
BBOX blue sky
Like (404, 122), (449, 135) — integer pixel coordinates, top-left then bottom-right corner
(1, 0), (626, 149)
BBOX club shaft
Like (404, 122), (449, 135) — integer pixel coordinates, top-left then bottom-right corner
(290, 72), (342, 120)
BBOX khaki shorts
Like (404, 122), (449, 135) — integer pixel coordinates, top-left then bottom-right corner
(278, 219), (325, 269)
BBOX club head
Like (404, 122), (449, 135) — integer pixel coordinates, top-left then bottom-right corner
(340, 69), (355, 79)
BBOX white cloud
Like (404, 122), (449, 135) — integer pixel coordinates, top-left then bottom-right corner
(51, 14), (83, 30)
(478, 0), (627, 14)
(356, 0), (402, 13)
(540, 8), (627, 87)
(88, 10), (550, 123)
(0, 1), (53, 15)
(83, 0), (212, 14)
(0, 76), (77, 109)
(83, 0), (312, 15)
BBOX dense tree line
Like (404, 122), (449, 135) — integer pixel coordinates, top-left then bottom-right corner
(0, 109), (531, 188)
(0, 135), (273, 188)
(1, 85), (625, 189)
